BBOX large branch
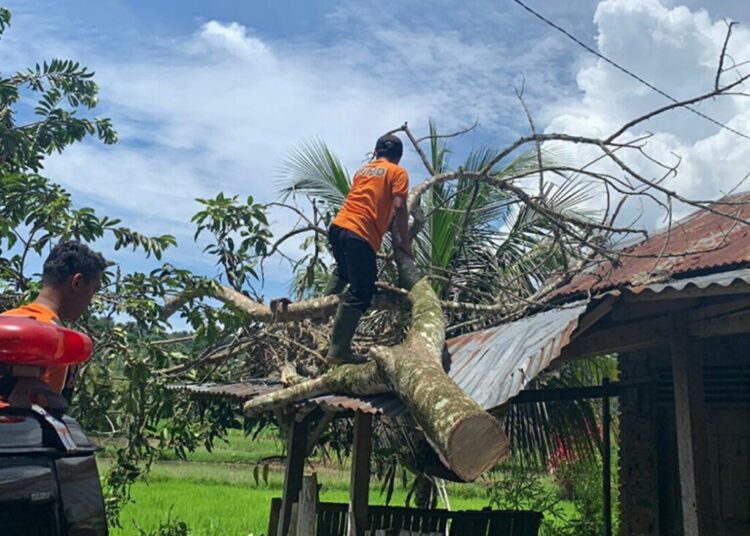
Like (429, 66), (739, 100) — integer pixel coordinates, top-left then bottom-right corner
(163, 283), (339, 321)
(243, 278), (509, 481)
(164, 277), (520, 324)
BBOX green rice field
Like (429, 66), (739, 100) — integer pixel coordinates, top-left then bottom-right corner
(102, 429), (492, 536)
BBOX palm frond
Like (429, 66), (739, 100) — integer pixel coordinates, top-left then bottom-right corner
(277, 139), (351, 206)
(428, 118), (450, 174)
(503, 356), (618, 469)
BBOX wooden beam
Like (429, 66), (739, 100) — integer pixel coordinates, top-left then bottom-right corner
(670, 314), (715, 535)
(610, 297), (698, 322)
(602, 378), (612, 536)
(560, 309), (749, 359)
(690, 309), (750, 337)
(687, 297), (750, 322)
(573, 294), (619, 338)
(267, 498), (282, 536)
(279, 415), (308, 536)
(306, 411), (335, 457)
(560, 318), (670, 359)
(510, 381), (641, 403)
(348, 412), (373, 536)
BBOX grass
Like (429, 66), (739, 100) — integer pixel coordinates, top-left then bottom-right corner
(101, 428), (586, 536)
(102, 429), (493, 536)
(108, 461), (492, 536)
(94, 428), (287, 466)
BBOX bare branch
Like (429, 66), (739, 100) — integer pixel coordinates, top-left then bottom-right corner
(267, 224), (326, 258)
(716, 20), (739, 90)
(415, 120), (479, 144)
(401, 122), (437, 176)
(606, 71), (750, 143)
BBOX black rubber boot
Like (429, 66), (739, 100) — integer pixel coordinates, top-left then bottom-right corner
(327, 302), (368, 365)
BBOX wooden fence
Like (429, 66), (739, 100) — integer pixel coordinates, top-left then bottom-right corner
(269, 498), (542, 536)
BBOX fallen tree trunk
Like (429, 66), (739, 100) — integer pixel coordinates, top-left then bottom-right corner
(243, 278), (509, 482)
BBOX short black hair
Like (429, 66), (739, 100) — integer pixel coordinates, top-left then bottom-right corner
(374, 134), (403, 160)
(42, 240), (107, 286)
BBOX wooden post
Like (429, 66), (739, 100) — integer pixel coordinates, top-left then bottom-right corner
(602, 377), (612, 536)
(348, 412), (373, 536)
(279, 415), (308, 536)
(669, 314), (714, 535)
(268, 498), (282, 536)
(296, 473), (319, 536)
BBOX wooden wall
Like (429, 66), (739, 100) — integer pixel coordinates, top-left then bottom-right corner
(619, 334), (750, 536)
(619, 349), (661, 536)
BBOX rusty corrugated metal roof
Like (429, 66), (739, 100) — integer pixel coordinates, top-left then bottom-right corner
(168, 268), (749, 416)
(168, 300), (591, 414)
(166, 381), (281, 401)
(550, 192), (750, 300)
(311, 393), (408, 418)
(444, 268), (749, 411)
(167, 381), (406, 417)
(446, 301), (589, 411)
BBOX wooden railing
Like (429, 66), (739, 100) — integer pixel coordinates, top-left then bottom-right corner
(269, 498), (542, 536)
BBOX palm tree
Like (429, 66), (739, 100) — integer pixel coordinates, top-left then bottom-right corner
(275, 120), (614, 507)
(277, 123), (583, 303)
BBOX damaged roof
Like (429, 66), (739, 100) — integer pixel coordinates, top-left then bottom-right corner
(171, 195), (750, 416)
(550, 192), (750, 301)
(170, 300), (592, 415)
(167, 381), (408, 417)
(446, 301), (588, 411)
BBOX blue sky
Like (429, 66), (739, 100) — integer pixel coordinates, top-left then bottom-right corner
(3, 0), (749, 309)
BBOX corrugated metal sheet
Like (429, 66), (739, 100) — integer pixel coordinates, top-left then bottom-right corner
(311, 394), (408, 418)
(627, 267), (750, 296)
(167, 381), (406, 417)
(444, 269), (750, 412)
(166, 381), (281, 401)
(550, 192), (750, 300)
(446, 301), (588, 411)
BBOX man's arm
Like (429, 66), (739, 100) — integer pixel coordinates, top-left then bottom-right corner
(393, 196), (413, 257)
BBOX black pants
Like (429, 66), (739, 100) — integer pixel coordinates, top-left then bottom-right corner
(328, 224), (377, 312)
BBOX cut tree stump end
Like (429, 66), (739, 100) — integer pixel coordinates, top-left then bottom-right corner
(447, 412), (510, 481)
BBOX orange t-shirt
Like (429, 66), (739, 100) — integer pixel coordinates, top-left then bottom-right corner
(332, 158), (409, 252)
(1, 303), (68, 393)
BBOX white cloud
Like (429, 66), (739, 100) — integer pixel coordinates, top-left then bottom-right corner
(197, 21), (274, 62)
(542, 0), (750, 228)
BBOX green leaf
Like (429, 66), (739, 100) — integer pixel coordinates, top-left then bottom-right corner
(277, 139), (351, 205)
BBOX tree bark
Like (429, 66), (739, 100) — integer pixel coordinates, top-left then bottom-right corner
(244, 278), (510, 482)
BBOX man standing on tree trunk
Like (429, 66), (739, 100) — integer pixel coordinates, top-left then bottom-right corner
(325, 134), (413, 364)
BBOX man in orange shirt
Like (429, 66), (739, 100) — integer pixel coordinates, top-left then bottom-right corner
(2, 240), (106, 402)
(325, 134), (413, 364)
